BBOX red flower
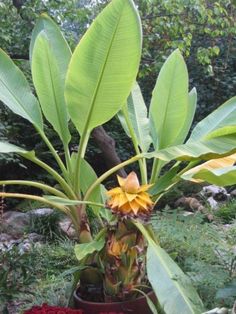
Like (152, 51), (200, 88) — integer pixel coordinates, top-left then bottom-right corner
(99, 312), (125, 314)
(24, 304), (83, 314)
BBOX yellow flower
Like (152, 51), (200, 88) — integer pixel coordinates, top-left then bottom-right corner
(108, 235), (128, 258)
(107, 172), (153, 217)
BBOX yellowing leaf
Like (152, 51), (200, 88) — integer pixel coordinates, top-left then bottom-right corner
(182, 153), (236, 183)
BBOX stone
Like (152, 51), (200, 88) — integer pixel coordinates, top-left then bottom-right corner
(182, 211), (195, 217)
(217, 308), (229, 314)
(230, 189), (236, 198)
(0, 233), (13, 242)
(58, 217), (77, 239)
(202, 185), (230, 201)
(203, 308), (221, 314)
(175, 196), (204, 212)
(27, 232), (44, 242)
(28, 207), (54, 216)
(1, 211), (30, 237)
(207, 196), (219, 210)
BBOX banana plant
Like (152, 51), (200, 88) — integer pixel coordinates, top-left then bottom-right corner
(0, 0), (235, 313)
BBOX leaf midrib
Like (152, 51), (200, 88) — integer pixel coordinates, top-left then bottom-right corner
(82, 1), (126, 136)
(44, 36), (68, 142)
(158, 54), (186, 149)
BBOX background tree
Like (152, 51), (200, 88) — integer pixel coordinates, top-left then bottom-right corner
(138, 0), (236, 120)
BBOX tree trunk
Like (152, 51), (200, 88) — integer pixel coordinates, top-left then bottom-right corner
(92, 126), (126, 178)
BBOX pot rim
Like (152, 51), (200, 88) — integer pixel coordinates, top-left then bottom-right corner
(73, 287), (154, 306)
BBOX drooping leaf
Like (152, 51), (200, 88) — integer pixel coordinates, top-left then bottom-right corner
(147, 244), (204, 314)
(32, 31), (71, 143)
(118, 82), (152, 152)
(0, 142), (36, 162)
(144, 135), (236, 162)
(149, 49), (189, 150)
(0, 49), (43, 130)
(181, 154), (236, 186)
(0, 141), (29, 154)
(74, 238), (105, 261)
(136, 222), (205, 314)
(189, 96), (236, 141)
(65, 0), (142, 135)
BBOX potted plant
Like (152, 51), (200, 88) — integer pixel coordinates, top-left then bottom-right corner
(0, 0), (236, 313)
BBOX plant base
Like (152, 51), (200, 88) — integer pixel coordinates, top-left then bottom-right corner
(73, 288), (156, 314)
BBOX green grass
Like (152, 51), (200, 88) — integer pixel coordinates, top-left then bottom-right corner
(151, 210), (236, 309)
(215, 200), (236, 223)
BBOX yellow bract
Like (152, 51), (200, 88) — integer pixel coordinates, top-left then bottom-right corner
(107, 172), (153, 217)
(108, 235), (128, 258)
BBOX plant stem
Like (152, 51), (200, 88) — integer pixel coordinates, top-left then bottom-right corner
(0, 180), (67, 198)
(122, 106), (147, 184)
(0, 192), (80, 237)
(84, 154), (142, 202)
(21, 154), (76, 200)
(0, 192), (69, 213)
(74, 131), (90, 196)
(38, 129), (70, 181)
(150, 158), (165, 183)
(64, 143), (72, 179)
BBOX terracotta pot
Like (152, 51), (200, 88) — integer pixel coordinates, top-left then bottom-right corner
(73, 288), (156, 314)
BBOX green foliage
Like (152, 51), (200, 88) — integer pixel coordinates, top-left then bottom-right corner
(0, 1), (235, 311)
(0, 239), (77, 308)
(149, 49), (189, 150)
(215, 201), (236, 223)
(137, 0), (236, 102)
(28, 212), (63, 241)
(151, 212), (236, 308)
(0, 245), (36, 303)
(138, 222), (205, 313)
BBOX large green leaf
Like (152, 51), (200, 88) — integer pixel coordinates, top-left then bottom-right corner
(32, 31), (71, 143)
(189, 96), (236, 141)
(65, 0), (142, 135)
(30, 13), (72, 81)
(147, 244), (204, 314)
(118, 82), (151, 152)
(0, 49), (43, 130)
(136, 223), (205, 314)
(74, 238), (105, 261)
(145, 135), (236, 162)
(149, 49), (189, 150)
